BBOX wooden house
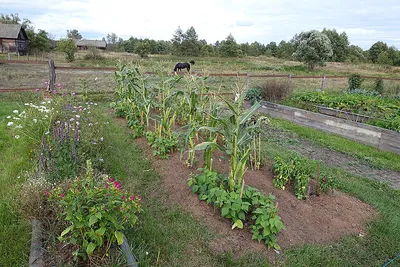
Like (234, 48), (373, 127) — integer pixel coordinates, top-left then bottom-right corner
(0, 24), (29, 55)
(75, 39), (107, 50)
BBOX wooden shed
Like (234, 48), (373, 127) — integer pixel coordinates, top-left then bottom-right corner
(75, 39), (107, 50)
(0, 24), (29, 55)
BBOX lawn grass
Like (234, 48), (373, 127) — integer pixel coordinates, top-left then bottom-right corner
(268, 117), (400, 171)
(262, 142), (400, 267)
(0, 101), (34, 267)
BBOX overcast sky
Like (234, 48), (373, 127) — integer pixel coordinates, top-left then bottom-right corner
(1, 0), (400, 50)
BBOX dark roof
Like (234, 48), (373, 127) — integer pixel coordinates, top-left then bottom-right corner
(0, 24), (24, 39)
(75, 39), (107, 48)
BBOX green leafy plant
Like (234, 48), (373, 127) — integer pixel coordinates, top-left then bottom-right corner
(49, 161), (142, 260)
(245, 87), (262, 105)
(145, 130), (179, 159)
(57, 38), (78, 62)
(188, 169), (284, 249)
(374, 78), (384, 94)
(348, 74), (364, 90)
(319, 174), (338, 193)
(195, 92), (263, 191)
(272, 155), (310, 199)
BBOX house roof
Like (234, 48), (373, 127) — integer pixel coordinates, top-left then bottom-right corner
(0, 24), (25, 39)
(75, 39), (107, 48)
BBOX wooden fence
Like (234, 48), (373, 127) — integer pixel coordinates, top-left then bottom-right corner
(258, 101), (400, 155)
(2, 59), (400, 93)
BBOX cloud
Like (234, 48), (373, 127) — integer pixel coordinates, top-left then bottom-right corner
(236, 20), (254, 27)
(1, 0), (400, 49)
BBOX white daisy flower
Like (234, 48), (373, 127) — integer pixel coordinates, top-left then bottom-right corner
(7, 122), (14, 126)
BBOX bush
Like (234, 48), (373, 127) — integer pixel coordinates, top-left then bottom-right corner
(57, 38), (77, 62)
(348, 74), (364, 90)
(49, 161), (142, 260)
(245, 87), (262, 104)
(259, 80), (291, 101)
(83, 47), (105, 60)
(374, 78), (384, 94)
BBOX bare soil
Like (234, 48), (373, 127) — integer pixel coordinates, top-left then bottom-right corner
(134, 136), (377, 256)
(264, 126), (400, 189)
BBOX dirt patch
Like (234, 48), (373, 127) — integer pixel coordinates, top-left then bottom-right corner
(264, 126), (400, 189)
(134, 136), (377, 255)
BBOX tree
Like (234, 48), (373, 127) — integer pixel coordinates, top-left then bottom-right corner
(321, 28), (349, 62)
(67, 29), (82, 40)
(27, 29), (52, 53)
(377, 51), (392, 65)
(387, 46), (400, 66)
(171, 26), (184, 55)
(170, 26), (201, 56)
(219, 33), (241, 57)
(347, 45), (367, 63)
(1, 13), (32, 30)
(276, 40), (294, 59)
(106, 33), (118, 45)
(265, 42), (277, 57)
(369, 41), (388, 63)
(135, 40), (151, 58)
(292, 30), (333, 70)
(181, 26), (201, 56)
(57, 38), (77, 62)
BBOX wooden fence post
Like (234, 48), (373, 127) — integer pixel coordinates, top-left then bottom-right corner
(7, 53), (11, 60)
(288, 74), (292, 89)
(321, 74), (326, 91)
(48, 59), (56, 91)
(246, 73), (250, 91)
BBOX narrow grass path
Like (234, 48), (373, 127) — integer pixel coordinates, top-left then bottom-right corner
(100, 110), (272, 267)
(0, 102), (33, 267)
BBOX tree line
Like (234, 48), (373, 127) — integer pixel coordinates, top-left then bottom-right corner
(1, 13), (400, 69)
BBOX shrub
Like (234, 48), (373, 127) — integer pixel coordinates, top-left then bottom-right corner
(259, 80), (291, 101)
(245, 87), (262, 105)
(49, 161), (142, 260)
(83, 47), (105, 61)
(348, 74), (364, 90)
(57, 38), (77, 62)
(374, 78), (384, 94)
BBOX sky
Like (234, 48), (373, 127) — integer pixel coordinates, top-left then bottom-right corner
(1, 0), (400, 50)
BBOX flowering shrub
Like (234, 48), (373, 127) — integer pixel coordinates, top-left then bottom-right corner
(49, 161), (142, 260)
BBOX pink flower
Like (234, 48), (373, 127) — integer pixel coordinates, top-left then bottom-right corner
(60, 193), (65, 198)
(113, 181), (121, 190)
(71, 92), (76, 96)
(35, 88), (40, 92)
(53, 90), (57, 94)
(105, 184), (109, 189)
(45, 190), (49, 197)
(131, 195), (135, 201)
(106, 194), (109, 197)
(122, 195), (125, 199)
(108, 178), (115, 182)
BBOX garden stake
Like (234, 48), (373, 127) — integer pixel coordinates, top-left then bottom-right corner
(316, 163), (321, 196)
(240, 178), (245, 199)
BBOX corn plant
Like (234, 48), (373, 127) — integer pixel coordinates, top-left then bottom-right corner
(114, 64), (155, 136)
(144, 71), (181, 158)
(195, 91), (262, 191)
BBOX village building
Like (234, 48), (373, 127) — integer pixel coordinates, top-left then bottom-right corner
(0, 24), (28, 55)
(75, 39), (107, 50)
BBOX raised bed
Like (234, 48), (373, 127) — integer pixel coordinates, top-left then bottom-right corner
(258, 101), (400, 155)
(316, 105), (372, 123)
